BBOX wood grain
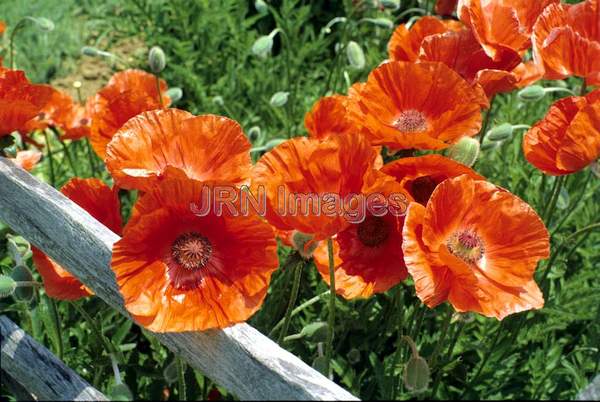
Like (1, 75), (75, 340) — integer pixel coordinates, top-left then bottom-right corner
(0, 157), (358, 401)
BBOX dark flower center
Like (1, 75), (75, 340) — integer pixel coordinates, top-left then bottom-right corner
(410, 175), (438, 205)
(357, 216), (389, 247)
(447, 230), (484, 264)
(394, 110), (427, 133)
(171, 232), (212, 271)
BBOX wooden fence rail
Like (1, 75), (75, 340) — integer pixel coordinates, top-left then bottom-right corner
(0, 315), (108, 401)
(0, 157), (358, 401)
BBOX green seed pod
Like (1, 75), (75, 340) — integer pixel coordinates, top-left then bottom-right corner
(252, 35), (274, 58)
(518, 85), (546, 102)
(381, 0), (401, 10)
(11, 265), (34, 302)
(166, 87), (183, 103)
(487, 123), (514, 142)
(291, 230), (319, 259)
(108, 383), (133, 401)
(300, 322), (329, 343)
(0, 275), (17, 298)
(481, 140), (499, 151)
(247, 126), (262, 143)
(270, 91), (289, 107)
(403, 356), (430, 393)
(447, 137), (480, 167)
(346, 41), (365, 70)
(148, 46), (166, 74)
(348, 348), (361, 365)
(255, 0), (269, 14)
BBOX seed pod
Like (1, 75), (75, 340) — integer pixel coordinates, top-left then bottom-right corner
(381, 0), (401, 10)
(148, 46), (166, 74)
(291, 230), (319, 259)
(252, 35), (274, 59)
(487, 123), (514, 142)
(447, 137), (480, 167)
(11, 265), (34, 302)
(403, 356), (430, 393)
(166, 87), (183, 103)
(255, 0), (268, 14)
(0, 275), (17, 298)
(346, 41), (365, 70)
(300, 322), (329, 343)
(270, 91), (289, 107)
(518, 85), (546, 102)
(247, 126), (262, 143)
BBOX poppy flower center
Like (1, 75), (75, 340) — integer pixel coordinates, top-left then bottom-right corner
(357, 216), (389, 247)
(171, 232), (212, 271)
(410, 176), (438, 205)
(394, 110), (427, 133)
(447, 230), (484, 264)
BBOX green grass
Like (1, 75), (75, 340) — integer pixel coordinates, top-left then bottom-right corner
(1, 0), (599, 400)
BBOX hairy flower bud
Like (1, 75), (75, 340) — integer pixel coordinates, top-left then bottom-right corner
(487, 123), (514, 142)
(166, 87), (183, 103)
(381, 0), (401, 10)
(0, 275), (17, 298)
(447, 137), (480, 167)
(148, 46), (166, 74)
(346, 41), (365, 70)
(518, 85), (546, 102)
(255, 0), (268, 14)
(270, 91), (289, 107)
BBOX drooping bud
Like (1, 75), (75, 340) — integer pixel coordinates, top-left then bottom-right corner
(166, 87), (183, 103)
(148, 46), (166, 74)
(403, 356), (430, 393)
(255, 0), (269, 14)
(381, 0), (401, 10)
(11, 265), (34, 302)
(0, 275), (17, 298)
(212, 96), (224, 107)
(446, 137), (480, 167)
(361, 17), (394, 29)
(346, 41), (365, 70)
(300, 322), (329, 342)
(81, 46), (101, 57)
(270, 91), (289, 107)
(163, 360), (178, 384)
(518, 85), (546, 102)
(486, 123), (514, 142)
(252, 29), (280, 58)
(247, 126), (262, 143)
(27, 17), (55, 32)
(291, 231), (319, 259)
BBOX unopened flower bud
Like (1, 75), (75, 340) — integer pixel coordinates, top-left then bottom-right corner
(148, 46), (166, 74)
(348, 348), (361, 364)
(166, 87), (183, 103)
(0, 275), (17, 298)
(81, 46), (100, 57)
(346, 41), (365, 70)
(212, 96), (224, 107)
(270, 91), (289, 107)
(255, 0), (268, 14)
(163, 360), (178, 384)
(447, 137), (480, 167)
(518, 85), (546, 102)
(487, 123), (513, 142)
(291, 231), (319, 259)
(252, 32), (276, 58)
(381, 0), (401, 10)
(108, 383), (133, 401)
(247, 126), (262, 143)
(11, 265), (34, 302)
(28, 17), (54, 32)
(300, 322), (329, 342)
(362, 17), (394, 29)
(403, 356), (430, 393)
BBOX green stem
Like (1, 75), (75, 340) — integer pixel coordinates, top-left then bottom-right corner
(551, 172), (593, 236)
(71, 301), (121, 360)
(177, 357), (187, 401)
(325, 237), (336, 377)
(9, 19), (27, 69)
(542, 176), (565, 224)
(54, 130), (79, 177)
(428, 307), (453, 370)
(478, 96), (496, 145)
(43, 130), (56, 187)
(156, 75), (164, 108)
(277, 260), (304, 344)
(268, 290), (330, 337)
(431, 320), (465, 397)
(85, 138), (98, 177)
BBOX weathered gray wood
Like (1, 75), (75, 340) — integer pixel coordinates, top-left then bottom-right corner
(1, 368), (37, 401)
(0, 316), (108, 401)
(0, 157), (358, 401)
(576, 375), (600, 401)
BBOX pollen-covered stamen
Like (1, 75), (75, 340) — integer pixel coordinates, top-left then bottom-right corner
(447, 230), (484, 264)
(394, 109), (428, 133)
(171, 232), (212, 271)
(357, 216), (389, 247)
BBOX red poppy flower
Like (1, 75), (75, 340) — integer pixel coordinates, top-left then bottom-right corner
(458, 0), (558, 59)
(9, 150), (42, 171)
(388, 16), (462, 62)
(23, 87), (91, 140)
(348, 61), (483, 150)
(252, 133), (386, 240)
(0, 68), (52, 137)
(312, 178), (409, 299)
(106, 108), (252, 192)
(111, 177), (278, 332)
(32, 178), (122, 300)
(89, 69), (170, 158)
(532, 0), (600, 86)
(402, 174), (549, 320)
(305, 95), (355, 140)
(381, 154), (484, 205)
(435, 0), (458, 16)
(0, 21), (5, 36)
(523, 89), (600, 176)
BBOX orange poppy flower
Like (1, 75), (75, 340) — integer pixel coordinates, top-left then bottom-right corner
(532, 0), (600, 86)
(0, 21), (5, 36)
(252, 133), (386, 240)
(457, 0), (558, 59)
(512, 60), (546, 89)
(111, 177), (278, 332)
(89, 69), (170, 158)
(435, 0), (458, 16)
(0, 68), (52, 137)
(523, 89), (600, 176)
(348, 61), (483, 150)
(381, 154), (484, 205)
(23, 87), (91, 140)
(9, 150), (42, 171)
(32, 178), (122, 300)
(387, 16), (462, 62)
(304, 95), (355, 140)
(106, 108), (251, 192)
(312, 178), (409, 299)
(402, 174), (549, 320)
